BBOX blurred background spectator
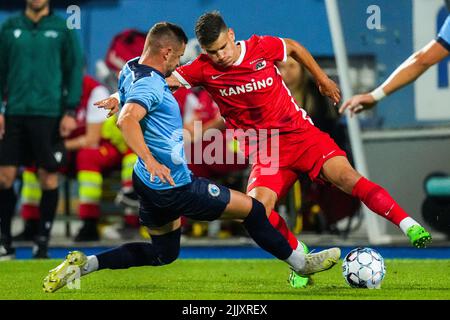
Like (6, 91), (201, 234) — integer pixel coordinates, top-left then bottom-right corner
(15, 74), (140, 242)
(0, 0), (83, 259)
(278, 57), (360, 236)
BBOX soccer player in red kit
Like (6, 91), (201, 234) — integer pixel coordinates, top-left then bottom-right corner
(97, 12), (432, 288)
(174, 10), (432, 282)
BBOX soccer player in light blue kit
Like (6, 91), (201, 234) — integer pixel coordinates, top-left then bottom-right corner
(42, 22), (340, 293)
(342, 13), (450, 114)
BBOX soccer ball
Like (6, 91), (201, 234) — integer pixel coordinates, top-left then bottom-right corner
(342, 247), (386, 289)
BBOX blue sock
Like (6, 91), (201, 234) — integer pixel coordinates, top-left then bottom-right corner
(96, 228), (180, 270)
(243, 198), (293, 260)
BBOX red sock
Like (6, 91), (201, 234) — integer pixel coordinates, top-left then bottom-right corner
(79, 203), (101, 219)
(124, 213), (140, 228)
(268, 210), (298, 250)
(352, 177), (409, 226)
(21, 204), (40, 220)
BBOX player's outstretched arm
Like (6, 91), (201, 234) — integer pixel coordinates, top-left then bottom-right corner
(94, 74), (184, 115)
(117, 102), (175, 186)
(284, 38), (341, 105)
(377, 40), (449, 97)
(341, 40), (449, 116)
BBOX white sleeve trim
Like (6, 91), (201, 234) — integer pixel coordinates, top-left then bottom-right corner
(279, 37), (287, 62)
(172, 70), (192, 89)
(86, 86), (110, 123)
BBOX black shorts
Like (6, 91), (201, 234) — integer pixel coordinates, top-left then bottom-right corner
(0, 115), (66, 172)
(133, 172), (231, 228)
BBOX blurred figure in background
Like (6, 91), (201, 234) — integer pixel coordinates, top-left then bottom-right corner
(17, 74), (138, 242)
(96, 29), (145, 215)
(278, 57), (340, 137)
(0, 0), (83, 259)
(96, 29), (147, 93)
(278, 57), (360, 234)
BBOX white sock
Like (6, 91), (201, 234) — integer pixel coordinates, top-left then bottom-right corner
(284, 250), (306, 272)
(399, 217), (420, 235)
(81, 255), (99, 275)
(296, 240), (307, 254)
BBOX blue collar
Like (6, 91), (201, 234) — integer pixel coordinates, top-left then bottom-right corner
(128, 58), (165, 81)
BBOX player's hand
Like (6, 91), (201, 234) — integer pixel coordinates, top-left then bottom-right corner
(60, 115), (77, 138)
(169, 85), (180, 93)
(95, 96), (120, 118)
(339, 93), (377, 117)
(317, 77), (341, 105)
(145, 158), (176, 186)
(0, 114), (5, 140)
(166, 75), (181, 92)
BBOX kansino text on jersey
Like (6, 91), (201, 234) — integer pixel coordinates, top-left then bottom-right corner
(219, 77), (274, 96)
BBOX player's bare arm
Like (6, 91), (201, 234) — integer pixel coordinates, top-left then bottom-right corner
(340, 40), (449, 116)
(284, 38), (341, 105)
(117, 102), (175, 186)
(381, 40), (449, 94)
(95, 75), (182, 116)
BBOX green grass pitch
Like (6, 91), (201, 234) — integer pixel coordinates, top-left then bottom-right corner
(0, 259), (449, 300)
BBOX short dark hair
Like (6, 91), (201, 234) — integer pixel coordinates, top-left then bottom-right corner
(195, 11), (227, 47)
(144, 22), (188, 54)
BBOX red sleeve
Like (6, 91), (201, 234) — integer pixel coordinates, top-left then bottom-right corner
(173, 57), (204, 89)
(257, 35), (287, 62)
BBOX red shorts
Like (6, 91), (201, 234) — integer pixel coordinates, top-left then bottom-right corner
(246, 126), (346, 199)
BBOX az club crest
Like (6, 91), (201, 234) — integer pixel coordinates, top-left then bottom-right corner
(255, 60), (266, 71)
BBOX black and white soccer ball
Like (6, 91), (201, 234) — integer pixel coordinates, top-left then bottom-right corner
(342, 247), (386, 289)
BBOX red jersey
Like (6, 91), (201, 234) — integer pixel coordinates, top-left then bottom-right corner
(173, 87), (220, 124)
(195, 89), (220, 123)
(173, 35), (313, 135)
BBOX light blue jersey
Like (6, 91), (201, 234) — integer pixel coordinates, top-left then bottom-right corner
(437, 14), (450, 51)
(118, 57), (192, 190)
